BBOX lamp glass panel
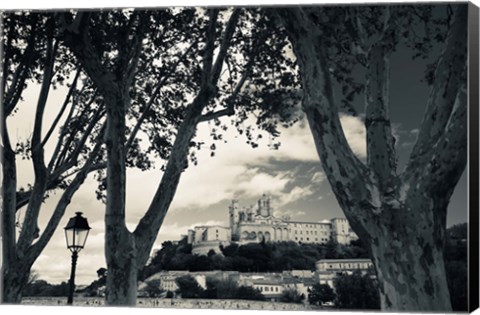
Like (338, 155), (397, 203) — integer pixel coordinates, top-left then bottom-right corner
(65, 229), (74, 248)
(74, 229), (89, 248)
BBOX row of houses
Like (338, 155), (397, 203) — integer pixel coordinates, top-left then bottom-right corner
(140, 258), (374, 301)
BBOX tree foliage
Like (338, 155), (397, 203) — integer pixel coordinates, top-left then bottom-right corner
(175, 275), (204, 299)
(279, 288), (305, 304)
(334, 271), (380, 310)
(308, 284), (335, 306)
(140, 238), (369, 279)
(22, 280), (69, 297)
(57, 7), (302, 305)
(143, 279), (164, 298)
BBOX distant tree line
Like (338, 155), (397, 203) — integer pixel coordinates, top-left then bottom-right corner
(22, 281), (69, 297)
(140, 238), (369, 279)
(175, 275), (265, 301)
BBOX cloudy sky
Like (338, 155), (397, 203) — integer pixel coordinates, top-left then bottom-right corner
(5, 2), (469, 286)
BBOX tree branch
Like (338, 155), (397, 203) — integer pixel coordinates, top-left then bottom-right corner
(57, 11), (117, 97)
(344, 7), (368, 56)
(52, 94), (98, 171)
(364, 37), (397, 193)
(126, 39), (200, 150)
(17, 20), (58, 255)
(41, 68), (81, 148)
(200, 9), (219, 91)
(211, 9), (242, 85)
(132, 9), (243, 267)
(3, 15), (38, 117)
(28, 131), (105, 261)
(199, 64), (250, 123)
(405, 5), (468, 180)
(275, 7), (376, 234)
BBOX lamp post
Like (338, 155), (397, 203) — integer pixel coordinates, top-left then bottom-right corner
(64, 212), (91, 305)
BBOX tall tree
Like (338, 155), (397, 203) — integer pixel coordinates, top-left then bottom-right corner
(274, 4), (467, 311)
(59, 7), (297, 305)
(1, 12), (106, 303)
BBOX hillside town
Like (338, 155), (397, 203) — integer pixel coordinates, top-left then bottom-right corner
(99, 196), (375, 306)
(137, 258), (375, 301)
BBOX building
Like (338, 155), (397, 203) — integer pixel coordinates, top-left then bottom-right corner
(142, 269), (317, 301)
(315, 258), (375, 288)
(142, 270), (241, 294)
(188, 194), (358, 255)
(187, 225), (231, 255)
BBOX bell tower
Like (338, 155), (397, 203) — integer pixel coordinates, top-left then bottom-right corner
(229, 200), (240, 240)
(258, 194), (271, 217)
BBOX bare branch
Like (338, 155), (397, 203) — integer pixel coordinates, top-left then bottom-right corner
(28, 130), (105, 261)
(47, 90), (79, 171)
(52, 94), (98, 171)
(41, 68), (81, 148)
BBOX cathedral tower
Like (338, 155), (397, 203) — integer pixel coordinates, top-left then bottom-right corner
(258, 194), (272, 217)
(229, 200), (240, 240)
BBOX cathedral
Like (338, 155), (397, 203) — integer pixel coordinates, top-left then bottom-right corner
(187, 194), (358, 255)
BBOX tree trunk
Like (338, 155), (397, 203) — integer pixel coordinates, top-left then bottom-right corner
(1, 125), (19, 303)
(2, 265), (30, 304)
(104, 93), (138, 306)
(367, 199), (451, 311)
(105, 228), (138, 306)
(275, 6), (467, 312)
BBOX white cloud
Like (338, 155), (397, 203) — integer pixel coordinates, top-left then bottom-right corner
(339, 113), (367, 158)
(274, 185), (314, 207)
(311, 171), (327, 183)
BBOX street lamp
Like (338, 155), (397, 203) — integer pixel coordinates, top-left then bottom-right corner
(64, 212), (91, 305)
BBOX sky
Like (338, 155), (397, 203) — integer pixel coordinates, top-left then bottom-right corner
(3, 2), (471, 287)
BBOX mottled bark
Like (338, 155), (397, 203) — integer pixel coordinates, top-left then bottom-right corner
(367, 201), (451, 310)
(365, 43), (397, 192)
(60, 9), (241, 305)
(104, 92), (139, 305)
(276, 5), (467, 311)
(1, 126), (19, 303)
